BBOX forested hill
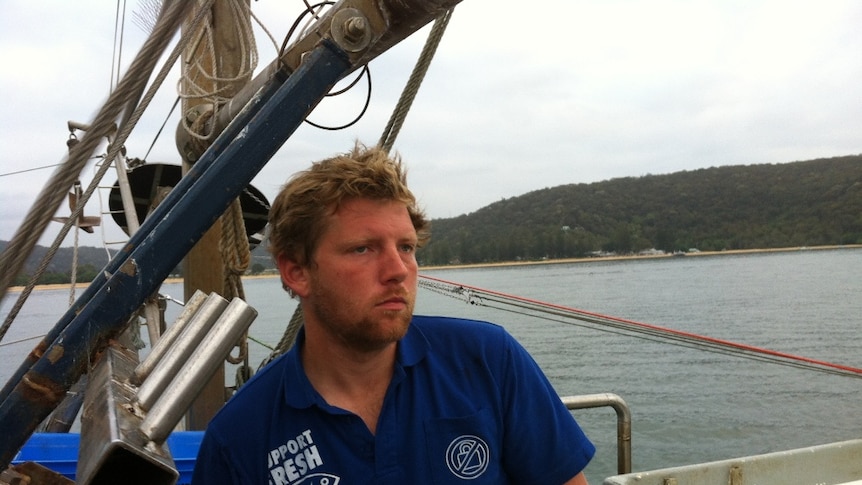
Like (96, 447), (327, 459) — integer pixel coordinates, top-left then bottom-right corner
(416, 155), (862, 266)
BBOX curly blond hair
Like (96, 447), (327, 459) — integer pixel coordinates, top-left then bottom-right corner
(268, 144), (430, 266)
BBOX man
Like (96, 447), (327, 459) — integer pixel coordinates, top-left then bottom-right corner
(192, 144), (595, 484)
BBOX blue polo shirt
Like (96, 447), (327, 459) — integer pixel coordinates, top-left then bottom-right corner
(192, 316), (594, 484)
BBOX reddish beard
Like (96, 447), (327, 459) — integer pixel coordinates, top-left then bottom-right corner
(307, 286), (414, 353)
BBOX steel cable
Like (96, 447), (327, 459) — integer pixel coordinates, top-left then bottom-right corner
(419, 274), (862, 380)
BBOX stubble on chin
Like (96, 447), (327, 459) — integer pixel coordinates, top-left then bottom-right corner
(354, 311), (411, 352)
(310, 298), (414, 353)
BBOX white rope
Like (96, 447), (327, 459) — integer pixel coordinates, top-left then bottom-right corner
(178, 0), (259, 142)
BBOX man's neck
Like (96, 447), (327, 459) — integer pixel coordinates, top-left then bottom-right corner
(301, 325), (397, 434)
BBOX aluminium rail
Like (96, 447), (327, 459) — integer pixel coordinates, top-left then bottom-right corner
(563, 393), (632, 475)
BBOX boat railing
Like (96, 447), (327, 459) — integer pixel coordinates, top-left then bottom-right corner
(562, 393), (632, 475)
(602, 439), (862, 485)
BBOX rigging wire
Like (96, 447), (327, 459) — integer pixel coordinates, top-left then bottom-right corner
(0, 163), (66, 177)
(0, 0), (210, 341)
(276, 1), (371, 131)
(299, 0), (330, 38)
(303, 66), (372, 130)
(418, 274), (862, 380)
(111, 0), (127, 91)
(142, 95), (181, 161)
(278, 1), (333, 56)
(0, 334), (44, 348)
(379, 8), (453, 152)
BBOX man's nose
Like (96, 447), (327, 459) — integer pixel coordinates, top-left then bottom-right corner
(380, 245), (410, 283)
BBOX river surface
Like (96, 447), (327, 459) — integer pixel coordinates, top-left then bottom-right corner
(2, 247), (860, 483)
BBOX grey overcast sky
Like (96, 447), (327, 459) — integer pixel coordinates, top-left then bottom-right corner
(1, 0), (861, 248)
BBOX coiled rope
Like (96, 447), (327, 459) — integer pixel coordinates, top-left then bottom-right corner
(178, 0), (259, 144)
(418, 274), (862, 380)
(222, 198), (252, 385)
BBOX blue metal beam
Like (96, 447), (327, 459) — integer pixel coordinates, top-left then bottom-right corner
(0, 40), (352, 467)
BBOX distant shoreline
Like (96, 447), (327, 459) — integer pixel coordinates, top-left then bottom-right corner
(5, 274), (277, 293)
(419, 244), (861, 270)
(7, 244), (860, 292)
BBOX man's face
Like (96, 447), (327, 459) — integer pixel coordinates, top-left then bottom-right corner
(301, 197), (419, 352)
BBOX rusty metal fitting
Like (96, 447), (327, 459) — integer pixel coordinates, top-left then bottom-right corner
(175, 104), (215, 164)
(331, 8), (372, 53)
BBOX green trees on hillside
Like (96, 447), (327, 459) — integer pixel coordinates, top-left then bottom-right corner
(417, 155), (862, 265)
(12, 264), (100, 286)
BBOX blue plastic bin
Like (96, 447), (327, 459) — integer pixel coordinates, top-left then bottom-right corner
(167, 431), (205, 484)
(12, 431), (203, 484)
(11, 432), (78, 479)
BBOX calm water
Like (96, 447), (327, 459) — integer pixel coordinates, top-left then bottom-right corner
(2, 248), (861, 483)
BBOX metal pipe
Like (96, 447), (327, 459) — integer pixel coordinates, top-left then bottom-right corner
(562, 393), (632, 475)
(0, 42), (353, 467)
(141, 293), (168, 352)
(134, 292), (228, 410)
(111, 143), (141, 236)
(139, 298), (257, 443)
(130, 290), (207, 386)
(143, 300), (162, 348)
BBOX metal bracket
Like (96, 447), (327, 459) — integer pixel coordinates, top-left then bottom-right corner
(77, 343), (177, 485)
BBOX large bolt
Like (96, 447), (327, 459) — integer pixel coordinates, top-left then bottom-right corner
(331, 8), (370, 52)
(343, 16), (367, 43)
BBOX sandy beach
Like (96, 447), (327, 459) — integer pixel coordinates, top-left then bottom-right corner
(6, 244), (859, 293)
(419, 244), (862, 271)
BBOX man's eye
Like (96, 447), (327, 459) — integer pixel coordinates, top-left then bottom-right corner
(353, 246), (368, 254)
(400, 244), (416, 253)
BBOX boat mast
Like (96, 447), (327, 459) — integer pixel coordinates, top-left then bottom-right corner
(178, 0), (253, 430)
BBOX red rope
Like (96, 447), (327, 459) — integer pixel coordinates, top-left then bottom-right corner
(419, 274), (862, 376)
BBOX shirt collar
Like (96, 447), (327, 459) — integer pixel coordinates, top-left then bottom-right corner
(282, 318), (429, 408)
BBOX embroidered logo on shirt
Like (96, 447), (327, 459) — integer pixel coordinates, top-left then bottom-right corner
(445, 435), (490, 479)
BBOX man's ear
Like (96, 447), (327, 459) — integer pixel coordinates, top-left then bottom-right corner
(277, 253), (310, 298)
